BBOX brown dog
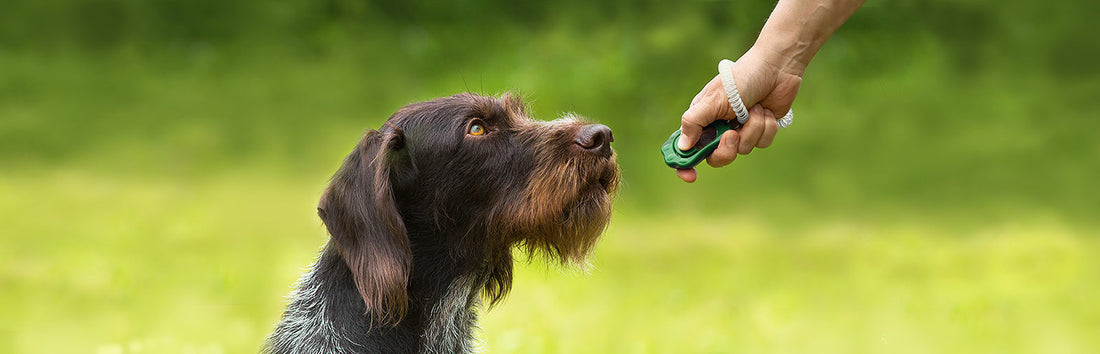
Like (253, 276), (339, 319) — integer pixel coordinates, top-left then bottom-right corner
(265, 93), (619, 353)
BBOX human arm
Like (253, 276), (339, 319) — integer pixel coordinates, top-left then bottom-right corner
(676, 0), (863, 182)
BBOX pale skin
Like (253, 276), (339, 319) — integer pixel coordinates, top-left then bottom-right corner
(676, 0), (864, 182)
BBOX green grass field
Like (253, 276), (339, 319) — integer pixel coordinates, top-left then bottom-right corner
(2, 1), (1099, 352)
(2, 170), (1097, 353)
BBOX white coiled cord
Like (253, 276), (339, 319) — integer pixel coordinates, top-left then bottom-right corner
(718, 59), (794, 129)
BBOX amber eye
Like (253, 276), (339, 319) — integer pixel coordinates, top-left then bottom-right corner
(468, 123), (486, 136)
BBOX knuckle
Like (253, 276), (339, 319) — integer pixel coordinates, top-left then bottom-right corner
(708, 154), (732, 167)
(709, 147), (735, 167)
(680, 115), (697, 129)
(753, 115), (766, 128)
(738, 145), (753, 155)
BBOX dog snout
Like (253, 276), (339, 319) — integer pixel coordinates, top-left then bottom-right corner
(573, 124), (613, 158)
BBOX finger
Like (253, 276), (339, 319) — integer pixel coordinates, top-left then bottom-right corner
(678, 78), (730, 151)
(676, 168), (697, 183)
(757, 108), (779, 148)
(677, 106), (705, 151)
(678, 97), (720, 150)
(738, 105), (766, 155)
(705, 129), (740, 168)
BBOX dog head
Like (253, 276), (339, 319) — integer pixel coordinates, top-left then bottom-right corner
(317, 93), (619, 325)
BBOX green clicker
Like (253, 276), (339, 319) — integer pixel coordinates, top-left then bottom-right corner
(660, 119), (743, 169)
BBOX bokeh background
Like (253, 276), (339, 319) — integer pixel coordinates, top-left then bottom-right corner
(2, 0), (1098, 353)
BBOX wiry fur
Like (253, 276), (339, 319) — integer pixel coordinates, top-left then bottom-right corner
(265, 93), (619, 353)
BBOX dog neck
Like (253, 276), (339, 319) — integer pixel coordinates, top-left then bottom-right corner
(420, 266), (487, 353)
(266, 242), (490, 353)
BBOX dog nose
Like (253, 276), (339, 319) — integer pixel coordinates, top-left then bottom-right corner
(574, 124), (613, 157)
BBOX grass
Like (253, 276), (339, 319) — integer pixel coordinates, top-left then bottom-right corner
(1, 3), (1097, 352)
(2, 170), (1096, 353)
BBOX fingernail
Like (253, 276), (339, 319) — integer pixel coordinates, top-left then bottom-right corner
(722, 131), (737, 148)
(677, 135), (691, 150)
(752, 105), (763, 116)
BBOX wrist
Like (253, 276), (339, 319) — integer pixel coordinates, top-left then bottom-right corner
(751, 0), (864, 76)
(747, 38), (810, 78)
(731, 47), (798, 107)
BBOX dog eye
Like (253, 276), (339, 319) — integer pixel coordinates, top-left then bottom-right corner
(468, 123), (486, 136)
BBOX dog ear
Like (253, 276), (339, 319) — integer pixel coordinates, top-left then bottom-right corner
(317, 129), (411, 326)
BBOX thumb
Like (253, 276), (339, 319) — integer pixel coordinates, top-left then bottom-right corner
(678, 87), (734, 150)
(677, 104), (709, 151)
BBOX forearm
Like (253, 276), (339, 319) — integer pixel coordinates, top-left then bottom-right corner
(751, 0), (863, 76)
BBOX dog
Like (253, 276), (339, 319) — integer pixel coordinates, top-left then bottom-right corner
(265, 93), (619, 353)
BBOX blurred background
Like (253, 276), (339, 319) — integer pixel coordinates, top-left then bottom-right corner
(2, 0), (1098, 352)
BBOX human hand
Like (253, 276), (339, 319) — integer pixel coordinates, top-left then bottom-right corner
(675, 49), (803, 183)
